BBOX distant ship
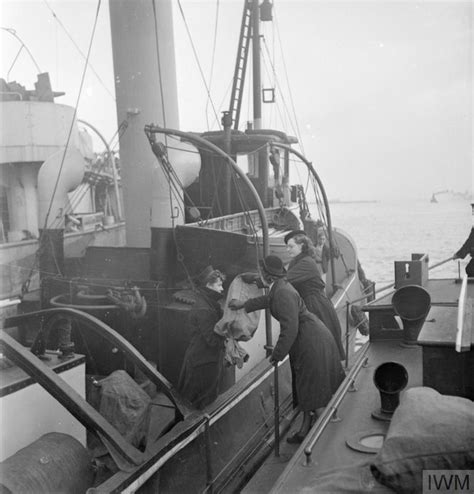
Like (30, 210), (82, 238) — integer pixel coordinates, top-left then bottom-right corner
(430, 189), (472, 203)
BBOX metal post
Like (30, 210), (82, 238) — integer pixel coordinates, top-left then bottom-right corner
(273, 361), (280, 457)
(252, 0), (262, 129)
(345, 301), (350, 369)
(204, 415), (213, 493)
(221, 111), (233, 215)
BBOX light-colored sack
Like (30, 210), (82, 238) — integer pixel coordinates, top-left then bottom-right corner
(214, 275), (262, 341)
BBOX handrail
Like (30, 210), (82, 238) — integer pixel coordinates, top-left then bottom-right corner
(363, 256), (455, 308)
(303, 341), (369, 465)
(429, 256), (453, 271)
(455, 274), (470, 353)
(0, 91), (23, 100)
(271, 341), (369, 493)
(4, 307), (190, 414)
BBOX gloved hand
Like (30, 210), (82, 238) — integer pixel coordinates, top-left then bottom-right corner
(229, 299), (245, 310)
(241, 272), (260, 284)
(269, 356), (278, 366)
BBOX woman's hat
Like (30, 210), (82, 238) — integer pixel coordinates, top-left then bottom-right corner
(197, 265), (224, 285)
(284, 229), (306, 244)
(259, 255), (286, 277)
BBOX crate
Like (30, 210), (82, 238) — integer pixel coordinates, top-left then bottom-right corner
(394, 253), (429, 288)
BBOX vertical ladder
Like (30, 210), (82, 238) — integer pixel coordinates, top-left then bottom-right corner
(229, 2), (252, 130)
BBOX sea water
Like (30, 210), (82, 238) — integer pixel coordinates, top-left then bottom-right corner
(313, 199), (472, 285)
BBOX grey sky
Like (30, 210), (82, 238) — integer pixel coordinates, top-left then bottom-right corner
(1, 0), (472, 201)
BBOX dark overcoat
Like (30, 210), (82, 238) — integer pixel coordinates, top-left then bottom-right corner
(244, 279), (344, 411)
(178, 287), (225, 409)
(286, 253), (345, 359)
(456, 227), (474, 276)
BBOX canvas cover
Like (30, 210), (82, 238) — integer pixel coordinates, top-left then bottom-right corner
(99, 370), (151, 449)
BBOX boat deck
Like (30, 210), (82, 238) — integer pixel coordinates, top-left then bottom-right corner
(243, 276), (473, 493)
(243, 340), (422, 493)
(367, 278), (464, 308)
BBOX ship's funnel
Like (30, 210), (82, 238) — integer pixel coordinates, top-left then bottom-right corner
(392, 284), (431, 346)
(373, 362), (408, 416)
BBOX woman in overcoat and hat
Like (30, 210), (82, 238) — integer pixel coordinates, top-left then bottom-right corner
(230, 255), (345, 442)
(178, 266), (226, 409)
(284, 230), (345, 359)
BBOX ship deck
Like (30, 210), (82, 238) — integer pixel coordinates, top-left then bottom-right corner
(243, 276), (473, 493)
(243, 340), (422, 493)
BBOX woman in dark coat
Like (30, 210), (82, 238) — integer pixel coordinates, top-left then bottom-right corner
(231, 256), (345, 442)
(178, 267), (226, 409)
(284, 230), (346, 359)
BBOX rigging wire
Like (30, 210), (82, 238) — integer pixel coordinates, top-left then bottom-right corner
(41, 0), (115, 101)
(212, 75), (234, 131)
(151, 0), (191, 286)
(261, 38), (299, 143)
(41, 0), (102, 232)
(0, 27), (42, 77)
(21, 0), (103, 294)
(205, 0), (221, 131)
(151, 0), (168, 131)
(273, 7), (305, 156)
(176, 0), (221, 129)
(7, 46), (24, 81)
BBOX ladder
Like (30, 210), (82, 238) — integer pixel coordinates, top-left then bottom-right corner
(229, 2), (252, 130)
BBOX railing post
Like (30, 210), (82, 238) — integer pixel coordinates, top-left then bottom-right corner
(345, 301), (350, 369)
(204, 414), (213, 493)
(274, 361), (280, 457)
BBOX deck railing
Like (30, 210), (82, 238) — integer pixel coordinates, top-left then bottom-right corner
(302, 256), (456, 467)
(303, 341), (369, 466)
(456, 273), (472, 353)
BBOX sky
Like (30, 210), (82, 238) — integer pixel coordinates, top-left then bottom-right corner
(1, 0), (473, 202)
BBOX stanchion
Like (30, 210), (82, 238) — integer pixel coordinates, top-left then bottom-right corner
(345, 301), (350, 369)
(273, 360), (280, 457)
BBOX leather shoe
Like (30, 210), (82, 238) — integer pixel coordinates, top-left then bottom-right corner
(286, 432), (305, 444)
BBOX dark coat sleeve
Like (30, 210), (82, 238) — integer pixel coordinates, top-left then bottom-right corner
(271, 288), (300, 361)
(244, 295), (270, 313)
(286, 257), (325, 289)
(456, 228), (474, 259)
(189, 308), (224, 347)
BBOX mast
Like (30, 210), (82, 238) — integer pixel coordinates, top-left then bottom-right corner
(251, 0), (262, 129)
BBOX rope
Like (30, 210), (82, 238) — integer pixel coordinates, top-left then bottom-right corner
(261, 37), (300, 142)
(176, 0), (221, 128)
(20, 0), (102, 296)
(41, 0), (115, 101)
(151, 0), (168, 132)
(273, 7), (304, 155)
(205, 0), (221, 131)
(0, 27), (41, 75)
(41, 0), (101, 232)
